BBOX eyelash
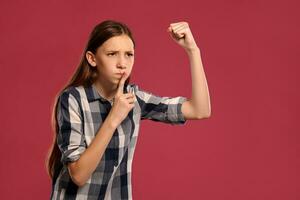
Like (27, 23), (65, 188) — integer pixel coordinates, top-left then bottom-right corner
(108, 53), (134, 57)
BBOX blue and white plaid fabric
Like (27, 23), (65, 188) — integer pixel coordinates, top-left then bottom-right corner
(50, 82), (187, 200)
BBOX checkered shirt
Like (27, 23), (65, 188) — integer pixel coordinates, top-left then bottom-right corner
(50, 82), (187, 200)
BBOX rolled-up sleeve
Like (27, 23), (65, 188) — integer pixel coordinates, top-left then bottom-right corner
(56, 91), (87, 165)
(132, 84), (187, 126)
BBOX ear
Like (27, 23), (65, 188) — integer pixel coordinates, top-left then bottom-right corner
(86, 51), (97, 67)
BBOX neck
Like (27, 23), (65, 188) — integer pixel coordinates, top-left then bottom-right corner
(93, 80), (118, 101)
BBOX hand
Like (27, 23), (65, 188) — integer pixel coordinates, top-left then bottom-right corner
(167, 21), (199, 52)
(109, 72), (136, 126)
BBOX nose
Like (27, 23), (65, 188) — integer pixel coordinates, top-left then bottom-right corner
(117, 64), (126, 71)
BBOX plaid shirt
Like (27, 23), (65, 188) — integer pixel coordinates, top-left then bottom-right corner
(50, 82), (187, 200)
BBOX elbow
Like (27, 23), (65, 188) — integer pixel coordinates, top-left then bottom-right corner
(71, 174), (87, 187)
(205, 110), (212, 118)
(67, 162), (88, 187)
(191, 102), (211, 119)
(196, 111), (211, 119)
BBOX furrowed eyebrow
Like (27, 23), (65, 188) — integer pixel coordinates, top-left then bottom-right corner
(106, 50), (134, 53)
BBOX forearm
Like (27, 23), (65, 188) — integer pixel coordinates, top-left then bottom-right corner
(68, 112), (119, 186)
(185, 47), (211, 117)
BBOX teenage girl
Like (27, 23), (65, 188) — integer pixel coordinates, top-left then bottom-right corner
(46, 19), (211, 200)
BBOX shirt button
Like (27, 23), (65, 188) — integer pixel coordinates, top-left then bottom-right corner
(114, 160), (118, 167)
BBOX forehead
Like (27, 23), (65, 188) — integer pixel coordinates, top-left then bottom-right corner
(101, 35), (134, 51)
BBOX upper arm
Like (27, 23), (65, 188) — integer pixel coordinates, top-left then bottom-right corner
(56, 90), (87, 166)
(133, 84), (188, 126)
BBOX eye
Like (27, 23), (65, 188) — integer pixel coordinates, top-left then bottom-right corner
(107, 53), (116, 56)
(127, 53), (134, 57)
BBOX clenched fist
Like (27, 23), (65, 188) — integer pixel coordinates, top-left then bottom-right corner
(167, 21), (199, 52)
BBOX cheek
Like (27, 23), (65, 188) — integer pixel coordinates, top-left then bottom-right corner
(106, 61), (118, 70)
(98, 58), (113, 69)
(101, 66), (114, 75)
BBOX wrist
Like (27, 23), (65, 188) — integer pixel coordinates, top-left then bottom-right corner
(106, 112), (119, 130)
(185, 45), (200, 54)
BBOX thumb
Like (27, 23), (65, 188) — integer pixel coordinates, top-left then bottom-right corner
(116, 72), (127, 96)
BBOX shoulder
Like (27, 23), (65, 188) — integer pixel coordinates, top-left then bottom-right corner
(127, 82), (139, 91)
(127, 82), (148, 97)
(58, 86), (83, 106)
(127, 82), (150, 94)
(127, 83), (155, 105)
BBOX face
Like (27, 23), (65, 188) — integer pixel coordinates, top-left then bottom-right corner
(86, 34), (135, 87)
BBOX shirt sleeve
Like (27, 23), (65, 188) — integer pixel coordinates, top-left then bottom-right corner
(56, 91), (87, 165)
(133, 84), (187, 126)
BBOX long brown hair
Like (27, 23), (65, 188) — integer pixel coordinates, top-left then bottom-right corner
(45, 19), (136, 182)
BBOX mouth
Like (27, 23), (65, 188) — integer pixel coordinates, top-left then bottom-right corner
(116, 72), (127, 76)
(115, 73), (125, 79)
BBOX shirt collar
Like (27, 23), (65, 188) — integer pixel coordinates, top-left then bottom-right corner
(86, 82), (129, 103)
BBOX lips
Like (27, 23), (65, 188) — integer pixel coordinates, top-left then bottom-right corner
(116, 72), (125, 76)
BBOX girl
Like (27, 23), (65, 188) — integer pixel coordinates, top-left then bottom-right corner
(46, 19), (211, 200)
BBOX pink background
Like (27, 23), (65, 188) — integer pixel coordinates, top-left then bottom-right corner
(1, 0), (299, 199)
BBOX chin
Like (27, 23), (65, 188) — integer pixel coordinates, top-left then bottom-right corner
(111, 79), (120, 85)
